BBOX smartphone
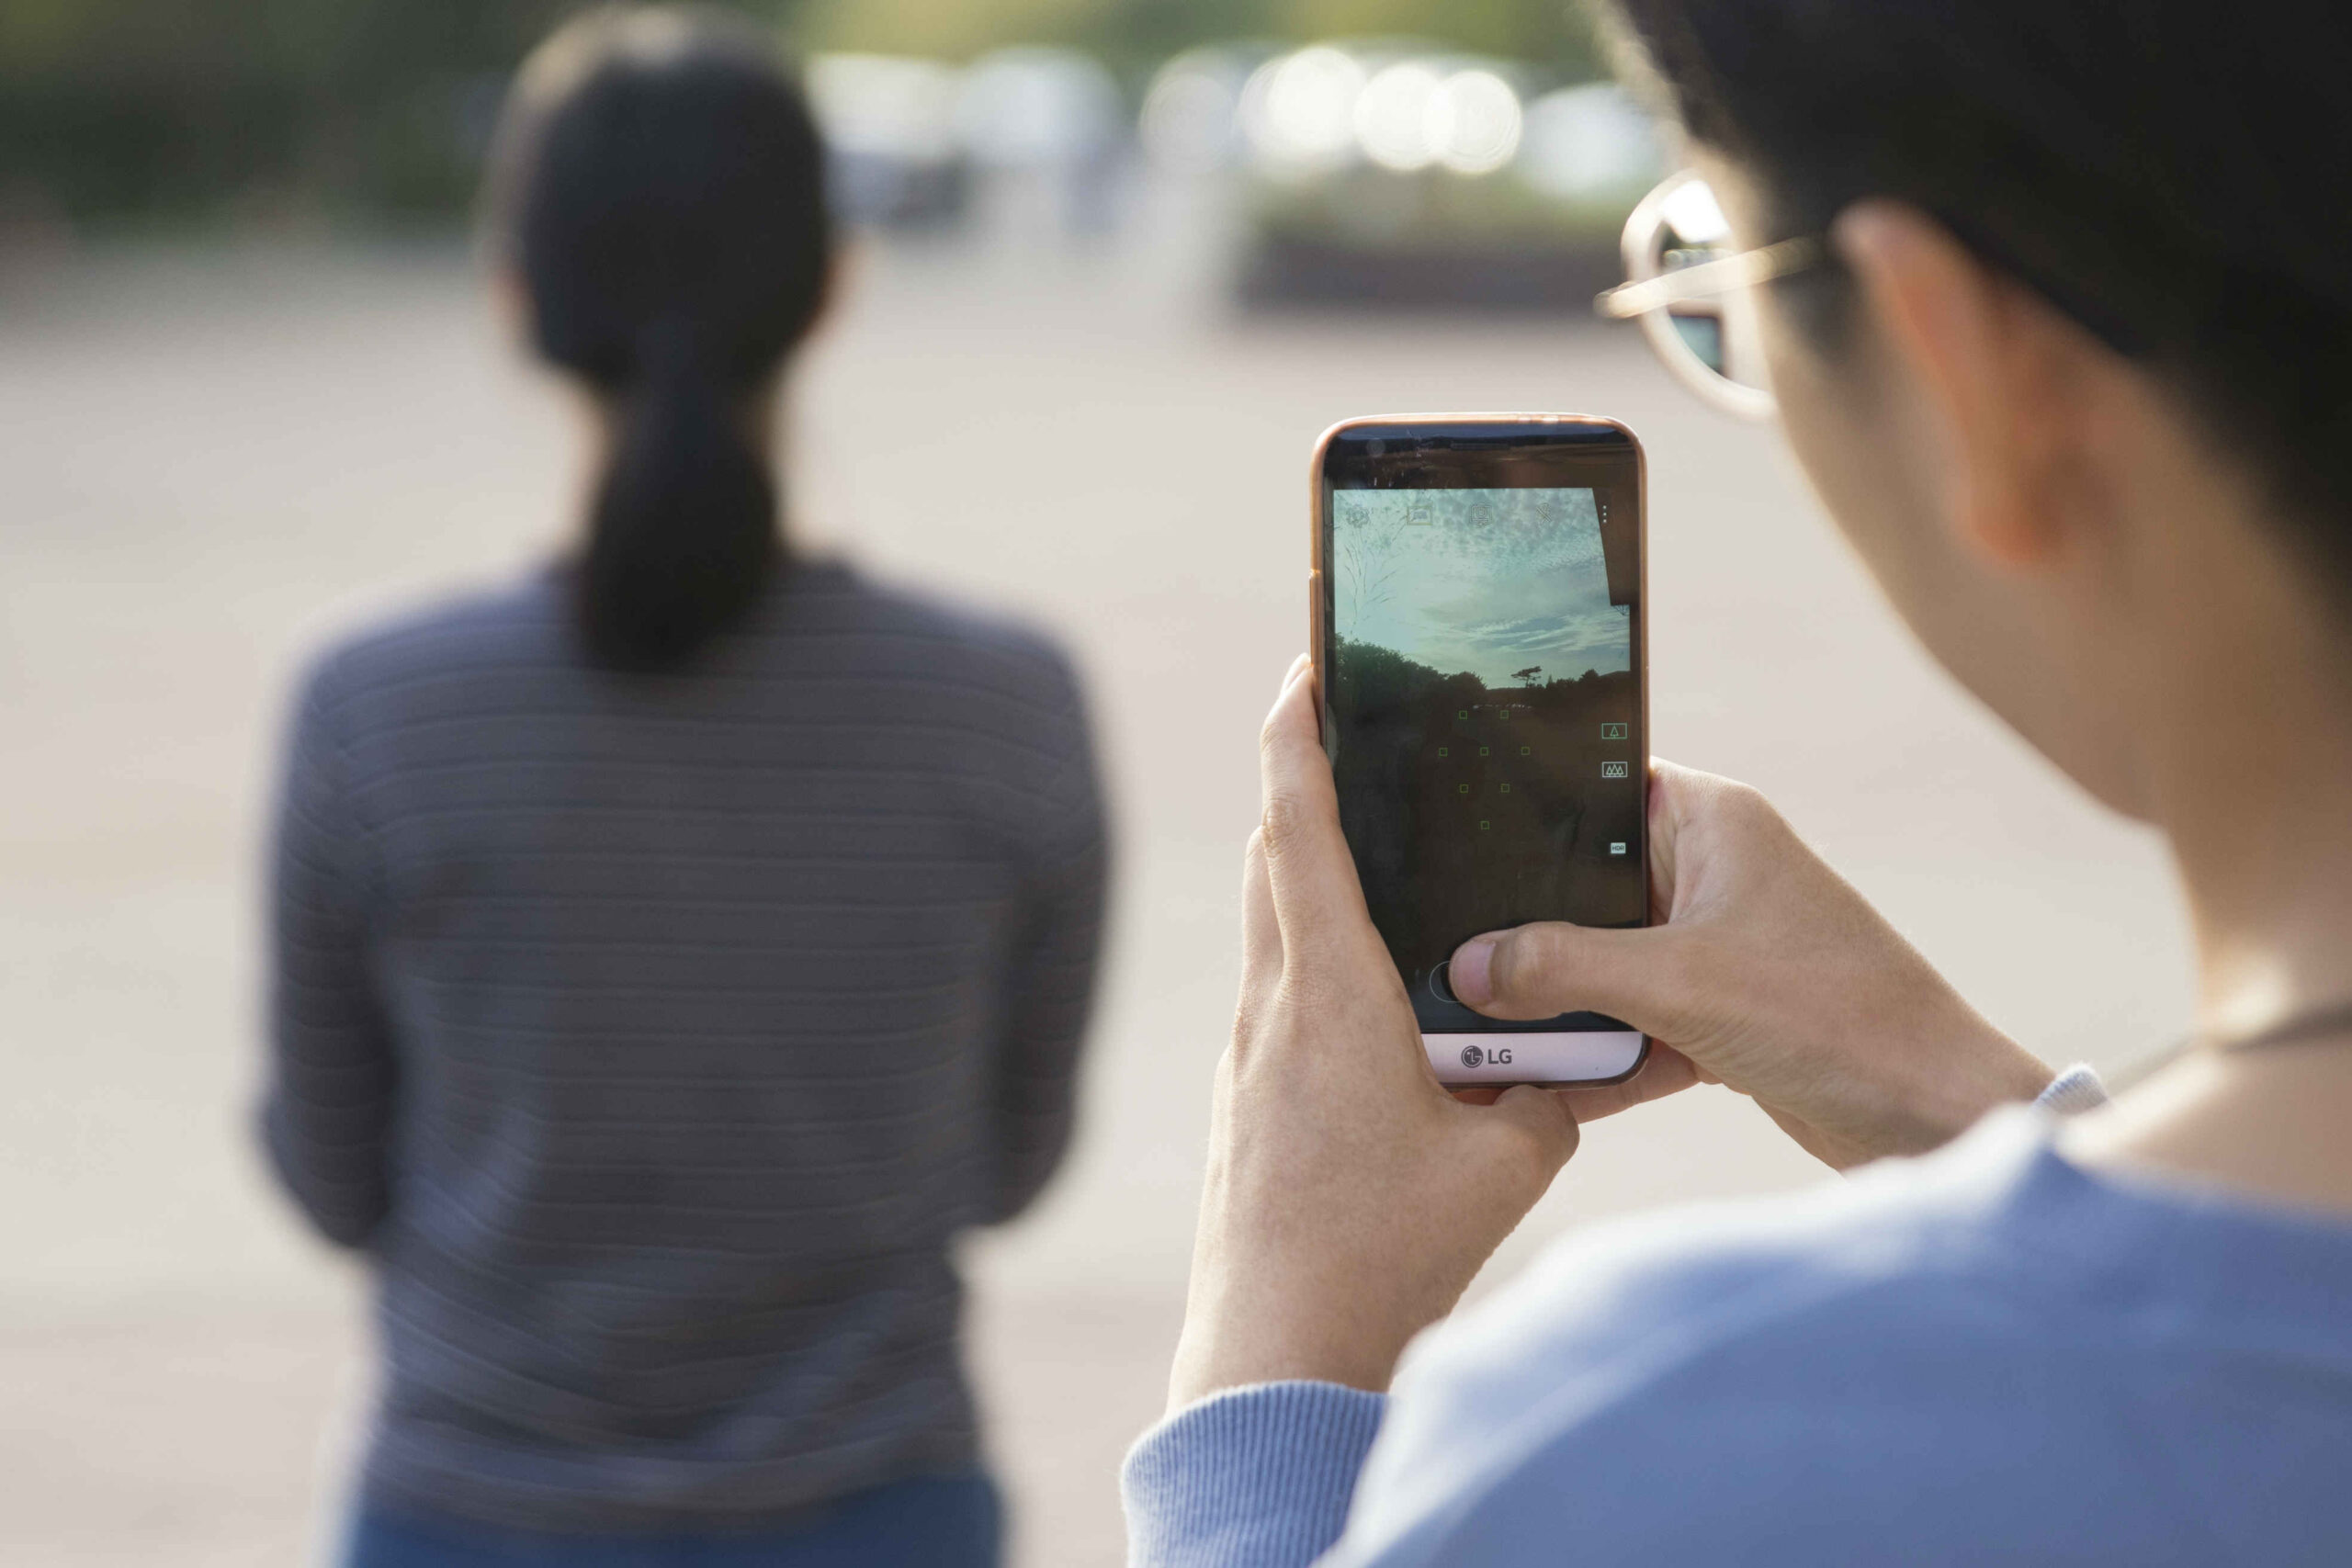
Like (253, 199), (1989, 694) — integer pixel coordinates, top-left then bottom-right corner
(1310, 415), (1649, 1088)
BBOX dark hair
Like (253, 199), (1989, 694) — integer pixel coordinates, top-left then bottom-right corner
(486, 6), (831, 672)
(1608, 2), (2352, 582)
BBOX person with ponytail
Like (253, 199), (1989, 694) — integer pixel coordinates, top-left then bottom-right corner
(256, 10), (1106, 1563)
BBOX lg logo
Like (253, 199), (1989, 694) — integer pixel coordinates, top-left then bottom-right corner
(1459, 1044), (1512, 1069)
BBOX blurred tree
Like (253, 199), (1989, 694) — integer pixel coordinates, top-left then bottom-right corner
(798, 0), (1598, 74)
(0, 0), (1596, 228)
(0, 0), (806, 226)
(797, 0), (1109, 63)
(1278, 0), (1597, 67)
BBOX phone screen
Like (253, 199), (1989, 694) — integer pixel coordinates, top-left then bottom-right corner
(1317, 419), (1645, 1040)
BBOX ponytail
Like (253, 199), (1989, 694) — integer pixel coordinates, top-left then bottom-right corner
(579, 315), (782, 671)
(486, 7), (831, 673)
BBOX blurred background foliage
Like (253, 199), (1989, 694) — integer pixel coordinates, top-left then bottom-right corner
(799, 0), (1597, 76)
(0, 0), (1598, 230)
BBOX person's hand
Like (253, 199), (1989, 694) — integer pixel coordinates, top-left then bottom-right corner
(1447, 762), (2056, 1169)
(1166, 657), (1592, 1411)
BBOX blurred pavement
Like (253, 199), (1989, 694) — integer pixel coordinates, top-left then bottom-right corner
(0, 212), (2192, 1563)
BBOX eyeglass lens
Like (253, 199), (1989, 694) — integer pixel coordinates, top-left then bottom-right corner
(1642, 180), (1770, 398)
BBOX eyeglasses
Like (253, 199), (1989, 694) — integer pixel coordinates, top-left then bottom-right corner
(1595, 170), (1821, 421)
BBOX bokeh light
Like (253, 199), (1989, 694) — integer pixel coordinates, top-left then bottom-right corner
(1427, 70), (1523, 175)
(1353, 62), (1442, 173)
(1243, 47), (1368, 170)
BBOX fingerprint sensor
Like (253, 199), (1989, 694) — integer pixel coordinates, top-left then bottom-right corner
(1428, 962), (1459, 1005)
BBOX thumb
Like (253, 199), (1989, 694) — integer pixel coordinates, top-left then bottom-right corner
(1449, 921), (1702, 1042)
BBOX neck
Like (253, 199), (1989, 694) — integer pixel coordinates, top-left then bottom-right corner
(2157, 560), (2352, 1039)
(2064, 1041), (2352, 1216)
(2065, 517), (2352, 1213)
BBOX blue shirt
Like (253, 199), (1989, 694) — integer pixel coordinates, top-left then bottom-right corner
(1124, 1103), (2352, 1565)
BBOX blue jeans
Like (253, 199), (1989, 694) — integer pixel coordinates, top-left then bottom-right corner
(345, 1472), (1001, 1567)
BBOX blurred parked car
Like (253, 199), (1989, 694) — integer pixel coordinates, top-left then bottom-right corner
(955, 47), (1129, 236)
(1138, 45), (1275, 175)
(806, 53), (970, 230)
(808, 47), (1133, 238)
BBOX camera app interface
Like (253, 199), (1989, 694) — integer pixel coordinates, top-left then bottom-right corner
(1329, 484), (1643, 1032)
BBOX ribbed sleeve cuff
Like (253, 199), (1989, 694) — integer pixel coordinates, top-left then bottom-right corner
(2035, 1062), (2109, 1116)
(1123, 1381), (1387, 1568)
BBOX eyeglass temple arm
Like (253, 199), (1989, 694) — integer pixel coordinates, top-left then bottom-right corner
(1593, 237), (1823, 320)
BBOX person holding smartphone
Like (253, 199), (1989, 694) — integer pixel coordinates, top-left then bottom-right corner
(1125, 2), (2352, 1562)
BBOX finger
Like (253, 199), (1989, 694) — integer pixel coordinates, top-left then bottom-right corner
(1241, 647), (1312, 988)
(1555, 1043), (1703, 1123)
(1257, 656), (1376, 958)
(1239, 829), (1282, 986)
(1644, 759), (1779, 925)
(1447, 921), (1703, 1042)
(1484, 1083), (1581, 1177)
(1643, 758), (1696, 922)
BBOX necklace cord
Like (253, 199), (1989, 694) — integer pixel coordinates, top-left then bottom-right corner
(2101, 998), (2352, 1096)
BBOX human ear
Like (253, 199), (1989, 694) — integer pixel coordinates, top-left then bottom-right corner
(1831, 202), (2081, 573)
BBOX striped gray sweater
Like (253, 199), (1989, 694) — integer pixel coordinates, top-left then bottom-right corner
(261, 562), (1106, 1530)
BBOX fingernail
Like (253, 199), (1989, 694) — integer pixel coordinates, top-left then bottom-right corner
(1450, 936), (1498, 1007)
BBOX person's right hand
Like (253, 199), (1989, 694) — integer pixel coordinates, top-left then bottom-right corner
(1447, 762), (2056, 1168)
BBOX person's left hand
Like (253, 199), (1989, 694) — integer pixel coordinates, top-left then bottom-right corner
(1165, 657), (1692, 1411)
